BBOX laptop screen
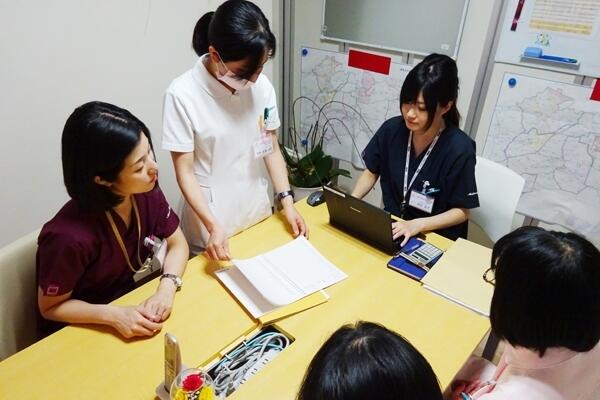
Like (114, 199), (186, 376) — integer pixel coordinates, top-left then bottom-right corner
(323, 186), (398, 254)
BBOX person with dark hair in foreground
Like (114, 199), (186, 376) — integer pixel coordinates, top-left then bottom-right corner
(448, 226), (600, 399)
(298, 321), (443, 400)
(353, 54), (479, 245)
(163, 0), (307, 259)
(37, 101), (188, 338)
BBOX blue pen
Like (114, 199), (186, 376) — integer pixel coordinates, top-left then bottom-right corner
(539, 54), (577, 63)
(460, 393), (472, 400)
(523, 47), (577, 64)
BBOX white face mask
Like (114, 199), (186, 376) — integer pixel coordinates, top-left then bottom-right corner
(216, 59), (253, 91)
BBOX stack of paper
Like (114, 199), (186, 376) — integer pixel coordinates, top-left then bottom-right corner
(420, 238), (493, 317)
(215, 236), (347, 319)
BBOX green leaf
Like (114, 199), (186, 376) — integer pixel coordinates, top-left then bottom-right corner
(328, 168), (352, 179)
(281, 138), (352, 186)
(280, 146), (299, 168)
(313, 155), (333, 181)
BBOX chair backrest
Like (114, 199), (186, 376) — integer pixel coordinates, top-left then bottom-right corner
(470, 157), (525, 243)
(0, 229), (41, 360)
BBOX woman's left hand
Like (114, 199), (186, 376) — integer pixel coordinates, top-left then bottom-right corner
(140, 283), (176, 322)
(283, 204), (309, 238)
(392, 219), (425, 246)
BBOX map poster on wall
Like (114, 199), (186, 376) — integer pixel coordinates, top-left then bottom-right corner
(299, 47), (411, 167)
(483, 73), (600, 245)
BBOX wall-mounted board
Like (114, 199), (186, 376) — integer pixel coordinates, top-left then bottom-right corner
(322, 0), (469, 58)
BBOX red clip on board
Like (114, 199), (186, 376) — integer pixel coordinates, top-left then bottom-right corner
(348, 49), (391, 75)
(591, 79), (600, 102)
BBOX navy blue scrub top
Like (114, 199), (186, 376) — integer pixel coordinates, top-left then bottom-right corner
(362, 116), (479, 240)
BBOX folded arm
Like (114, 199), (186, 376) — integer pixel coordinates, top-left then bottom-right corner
(38, 289), (162, 338)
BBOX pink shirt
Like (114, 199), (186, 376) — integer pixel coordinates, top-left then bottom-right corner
(454, 343), (600, 400)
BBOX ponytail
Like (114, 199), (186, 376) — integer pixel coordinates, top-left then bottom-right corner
(444, 102), (460, 127)
(192, 12), (214, 57)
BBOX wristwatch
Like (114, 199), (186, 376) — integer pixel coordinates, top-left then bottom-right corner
(160, 273), (182, 291)
(277, 190), (295, 202)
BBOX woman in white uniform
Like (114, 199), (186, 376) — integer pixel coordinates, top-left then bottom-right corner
(162, 0), (307, 259)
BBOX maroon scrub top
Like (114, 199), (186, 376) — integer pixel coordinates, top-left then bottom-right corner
(37, 187), (180, 308)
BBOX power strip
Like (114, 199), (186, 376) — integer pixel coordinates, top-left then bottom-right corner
(239, 349), (281, 385)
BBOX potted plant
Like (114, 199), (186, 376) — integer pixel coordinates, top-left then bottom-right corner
(281, 97), (352, 200)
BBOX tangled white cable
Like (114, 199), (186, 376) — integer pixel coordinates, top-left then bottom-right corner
(210, 331), (290, 397)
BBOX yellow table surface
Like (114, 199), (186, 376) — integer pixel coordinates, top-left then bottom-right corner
(0, 201), (489, 399)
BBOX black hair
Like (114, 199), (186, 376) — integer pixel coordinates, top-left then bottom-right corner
(192, 0), (276, 80)
(61, 101), (153, 212)
(400, 53), (460, 130)
(297, 321), (443, 400)
(490, 226), (600, 357)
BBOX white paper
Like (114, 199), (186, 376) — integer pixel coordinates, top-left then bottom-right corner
(215, 267), (277, 318)
(233, 236), (347, 306)
(529, 0), (600, 37)
(215, 237), (347, 317)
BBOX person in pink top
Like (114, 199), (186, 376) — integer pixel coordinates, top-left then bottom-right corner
(447, 226), (600, 400)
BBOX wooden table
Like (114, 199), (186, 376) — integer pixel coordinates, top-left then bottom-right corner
(0, 202), (489, 399)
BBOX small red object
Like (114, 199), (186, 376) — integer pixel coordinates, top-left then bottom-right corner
(182, 373), (203, 391)
(591, 79), (600, 102)
(348, 49), (391, 75)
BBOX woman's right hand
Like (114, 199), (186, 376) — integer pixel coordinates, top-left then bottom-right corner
(206, 224), (231, 261)
(110, 305), (163, 339)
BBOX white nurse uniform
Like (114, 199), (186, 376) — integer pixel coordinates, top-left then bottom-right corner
(162, 55), (280, 252)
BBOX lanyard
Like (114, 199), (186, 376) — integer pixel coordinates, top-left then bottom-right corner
(105, 197), (149, 273)
(402, 130), (440, 202)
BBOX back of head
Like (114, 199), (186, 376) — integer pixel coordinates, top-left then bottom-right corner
(297, 321), (443, 400)
(192, 0), (276, 79)
(490, 226), (600, 356)
(400, 53), (460, 129)
(61, 101), (151, 212)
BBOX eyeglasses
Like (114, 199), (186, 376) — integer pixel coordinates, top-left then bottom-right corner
(482, 267), (495, 286)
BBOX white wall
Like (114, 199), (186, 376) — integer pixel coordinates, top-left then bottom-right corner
(0, 0), (275, 247)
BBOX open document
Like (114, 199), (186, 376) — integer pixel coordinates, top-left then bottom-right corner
(215, 236), (347, 318)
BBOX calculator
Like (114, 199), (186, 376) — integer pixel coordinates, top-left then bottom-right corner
(398, 240), (443, 271)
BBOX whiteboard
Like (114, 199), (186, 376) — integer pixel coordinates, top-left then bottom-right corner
(495, 0), (600, 77)
(321, 0), (469, 58)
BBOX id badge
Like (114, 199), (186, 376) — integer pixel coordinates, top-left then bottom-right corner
(253, 136), (273, 158)
(408, 190), (435, 214)
(132, 257), (160, 284)
(132, 239), (167, 285)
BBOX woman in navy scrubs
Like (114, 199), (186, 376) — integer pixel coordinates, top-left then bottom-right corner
(352, 54), (479, 244)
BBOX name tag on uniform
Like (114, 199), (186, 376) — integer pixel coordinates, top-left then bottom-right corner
(253, 136), (273, 158)
(132, 257), (161, 284)
(132, 239), (167, 285)
(409, 190), (435, 214)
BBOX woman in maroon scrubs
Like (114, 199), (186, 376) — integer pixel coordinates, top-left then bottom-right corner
(37, 101), (188, 338)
